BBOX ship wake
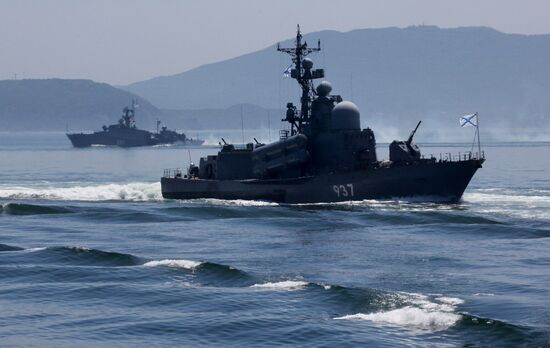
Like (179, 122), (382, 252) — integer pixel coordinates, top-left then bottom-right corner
(0, 182), (162, 202)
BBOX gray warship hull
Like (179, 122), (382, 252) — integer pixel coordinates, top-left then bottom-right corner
(67, 132), (154, 148)
(161, 159), (483, 204)
(66, 132), (205, 148)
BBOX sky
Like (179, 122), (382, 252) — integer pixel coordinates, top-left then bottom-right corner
(1, 0), (549, 85)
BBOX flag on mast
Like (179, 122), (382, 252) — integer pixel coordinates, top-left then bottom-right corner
(460, 113), (478, 127)
(282, 64), (292, 78)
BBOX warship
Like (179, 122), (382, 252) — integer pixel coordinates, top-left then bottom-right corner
(66, 101), (204, 148)
(161, 26), (484, 203)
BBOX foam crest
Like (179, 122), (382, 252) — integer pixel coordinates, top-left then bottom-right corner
(144, 259), (203, 270)
(250, 280), (309, 290)
(25, 247), (47, 252)
(436, 296), (465, 305)
(335, 292), (464, 331)
(473, 293), (495, 297)
(189, 199), (279, 207)
(335, 307), (461, 330)
(0, 182), (161, 201)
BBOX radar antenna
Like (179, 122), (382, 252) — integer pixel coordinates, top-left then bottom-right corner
(121, 100), (137, 128)
(277, 25), (323, 135)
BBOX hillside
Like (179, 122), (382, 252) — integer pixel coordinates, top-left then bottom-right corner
(161, 104), (281, 130)
(0, 79), (162, 131)
(124, 26), (550, 138)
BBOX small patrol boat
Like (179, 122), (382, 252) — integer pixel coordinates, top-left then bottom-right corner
(161, 26), (484, 203)
(67, 101), (203, 148)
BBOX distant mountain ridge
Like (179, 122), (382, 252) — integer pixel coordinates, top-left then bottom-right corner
(2, 26), (550, 141)
(123, 25), (550, 136)
(0, 79), (161, 131)
(0, 78), (281, 133)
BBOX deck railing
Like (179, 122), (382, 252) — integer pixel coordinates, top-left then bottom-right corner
(163, 168), (182, 178)
(422, 150), (485, 162)
(163, 151), (485, 178)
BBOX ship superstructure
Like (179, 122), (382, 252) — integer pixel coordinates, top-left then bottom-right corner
(161, 26), (484, 203)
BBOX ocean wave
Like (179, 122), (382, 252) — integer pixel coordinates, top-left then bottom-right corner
(0, 243), (24, 252)
(0, 203), (73, 215)
(143, 259), (203, 270)
(21, 246), (144, 266)
(436, 296), (465, 305)
(142, 259), (250, 285)
(335, 307), (461, 330)
(0, 182), (161, 202)
(473, 293), (495, 297)
(335, 292), (464, 331)
(250, 280), (310, 290)
(25, 247), (47, 252)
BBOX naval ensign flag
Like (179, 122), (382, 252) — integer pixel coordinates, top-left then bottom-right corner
(460, 112), (481, 156)
(460, 113), (478, 127)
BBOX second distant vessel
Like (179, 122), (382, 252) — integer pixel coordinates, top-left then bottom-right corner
(66, 101), (203, 148)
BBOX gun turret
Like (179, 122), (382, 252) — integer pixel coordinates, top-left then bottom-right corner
(407, 121), (422, 145)
(389, 121), (422, 163)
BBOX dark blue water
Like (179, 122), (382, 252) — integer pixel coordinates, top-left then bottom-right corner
(1, 132), (549, 347)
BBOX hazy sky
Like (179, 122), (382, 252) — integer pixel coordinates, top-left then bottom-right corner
(1, 0), (548, 85)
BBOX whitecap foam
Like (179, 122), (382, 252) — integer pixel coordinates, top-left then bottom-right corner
(190, 198), (279, 207)
(65, 246), (92, 251)
(25, 247), (47, 252)
(0, 182), (161, 201)
(435, 296), (465, 305)
(335, 306), (461, 330)
(250, 280), (309, 290)
(335, 292), (464, 331)
(143, 259), (202, 270)
(473, 292), (495, 297)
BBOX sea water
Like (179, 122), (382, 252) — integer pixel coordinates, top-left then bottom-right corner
(0, 132), (549, 346)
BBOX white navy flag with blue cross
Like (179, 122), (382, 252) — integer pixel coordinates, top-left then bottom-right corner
(460, 113), (478, 127)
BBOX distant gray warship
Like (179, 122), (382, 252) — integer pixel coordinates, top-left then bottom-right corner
(161, 26), (484, 203)
(67, 101), (204, 148)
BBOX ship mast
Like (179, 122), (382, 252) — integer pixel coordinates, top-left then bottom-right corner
(277, 25), (323, 135)
(121, 99), (138, 128)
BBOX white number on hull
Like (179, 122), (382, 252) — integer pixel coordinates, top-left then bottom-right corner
(332, 184), (354, 198)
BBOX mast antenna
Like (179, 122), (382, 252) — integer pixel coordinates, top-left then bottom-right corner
(277, 25), (323, 135)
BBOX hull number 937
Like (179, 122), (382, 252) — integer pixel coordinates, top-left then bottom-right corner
(332, 184), (354, 197)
